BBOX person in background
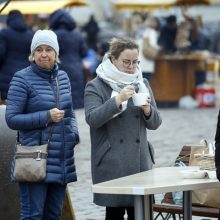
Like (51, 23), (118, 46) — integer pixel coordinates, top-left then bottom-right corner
(189, 16), (208, 86)
(210, 22), (220, 55)
(82, 14), (100, 51)
(176, 11), (207, 86)
(175, 10), (207, 52)
(0, 10), (33, 105)
(84, 37), (162, 220)
(189, 16), (207, 51)
(158, 15), (177, 53)
(138, 16), (160, 81)
(49, 9), (87, 109)
(83, 48), (99, 83)
(5, 30), (79, 219)
(82, 40), (110, 83)
(97, 41), (110, 62)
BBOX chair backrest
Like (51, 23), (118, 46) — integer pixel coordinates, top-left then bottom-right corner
(175, 146), (191, 166)
(161, 145), (191, 204)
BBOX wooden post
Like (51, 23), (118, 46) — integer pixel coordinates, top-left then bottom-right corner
(61, 187), (76, 220)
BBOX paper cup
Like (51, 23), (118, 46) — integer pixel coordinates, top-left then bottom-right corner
(132, 92), (150, 106)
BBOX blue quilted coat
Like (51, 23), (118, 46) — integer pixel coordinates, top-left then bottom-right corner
(5, 63), (79, 184)
(49, 9), (87, 109)
(0, 11), (33, 100)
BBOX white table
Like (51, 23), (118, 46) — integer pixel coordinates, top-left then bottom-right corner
(92, 167), (220, 220)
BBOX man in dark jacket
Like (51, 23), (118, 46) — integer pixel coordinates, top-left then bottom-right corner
(49, 9), (87, 109)
(83, 14), (100, 51)
(0, 10), (33, 103)
(211, 27), (220, 54)
(158, 15), (177, 53)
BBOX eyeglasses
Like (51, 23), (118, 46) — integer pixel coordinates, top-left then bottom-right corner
(122, 59), (140, 68)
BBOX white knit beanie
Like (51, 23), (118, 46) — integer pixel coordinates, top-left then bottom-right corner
(31, 30), (59, 55)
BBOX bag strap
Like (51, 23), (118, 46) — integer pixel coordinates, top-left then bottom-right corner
(17, 76), (60, 145)
(15, 151), (48, 160)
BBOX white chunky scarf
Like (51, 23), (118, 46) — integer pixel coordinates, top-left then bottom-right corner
(96, 54), (149, 114)
(96, 54), (148, 93)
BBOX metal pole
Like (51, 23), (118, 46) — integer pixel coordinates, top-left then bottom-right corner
(144, 194), (154, 220)
(134, 195), (144, 220)
(183, 191), (192, 220)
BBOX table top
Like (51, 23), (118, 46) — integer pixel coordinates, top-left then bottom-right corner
(92, 167), (220, 195)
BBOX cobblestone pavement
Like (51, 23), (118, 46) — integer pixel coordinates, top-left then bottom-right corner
(69, 107), (220, 220)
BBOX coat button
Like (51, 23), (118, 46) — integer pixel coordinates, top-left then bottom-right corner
(135, 115), (139, 119)
(136, 139), (140, 143)
(120, 139), (124, 143)
(118, 115), (122, 118)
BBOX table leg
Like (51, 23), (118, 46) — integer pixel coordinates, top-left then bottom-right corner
(183, 191), (192, 220)
(144, 194), (153, 220)
(134, 195), (144, 220)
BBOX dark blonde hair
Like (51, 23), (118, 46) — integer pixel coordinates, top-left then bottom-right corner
(108, 37), (139, 60)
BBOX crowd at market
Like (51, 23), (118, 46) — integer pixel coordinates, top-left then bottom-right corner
(1, 8), (220, 108)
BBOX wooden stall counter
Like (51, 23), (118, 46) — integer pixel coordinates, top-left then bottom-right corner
(150, 53), (210, 105)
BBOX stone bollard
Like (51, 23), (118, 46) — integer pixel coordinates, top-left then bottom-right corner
(0, 105), (19, 219)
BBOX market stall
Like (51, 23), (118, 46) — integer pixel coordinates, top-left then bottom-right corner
(150, 52), (219, 106)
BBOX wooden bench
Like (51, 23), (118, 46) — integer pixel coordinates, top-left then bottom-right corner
(153, 145), (220, 220)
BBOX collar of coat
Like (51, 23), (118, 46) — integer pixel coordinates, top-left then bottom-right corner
(31, 63), (59, 79)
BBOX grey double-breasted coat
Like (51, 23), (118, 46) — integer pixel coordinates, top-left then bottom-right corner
(84, 77), (162, 207)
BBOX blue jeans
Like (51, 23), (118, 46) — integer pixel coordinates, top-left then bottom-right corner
(19, 182), (66, 220)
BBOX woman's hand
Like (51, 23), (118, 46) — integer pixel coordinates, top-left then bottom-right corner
(115, 85), (135, 108)
(140, 96), (151, 116)
(49, 108), (65, 123)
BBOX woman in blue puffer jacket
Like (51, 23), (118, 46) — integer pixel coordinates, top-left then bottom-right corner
(5, 30), (79, 220)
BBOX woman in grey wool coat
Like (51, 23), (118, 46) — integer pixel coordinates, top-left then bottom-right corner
(84, 37), (162, 220)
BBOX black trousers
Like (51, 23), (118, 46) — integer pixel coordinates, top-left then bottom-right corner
(105, 207), (134, 220)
